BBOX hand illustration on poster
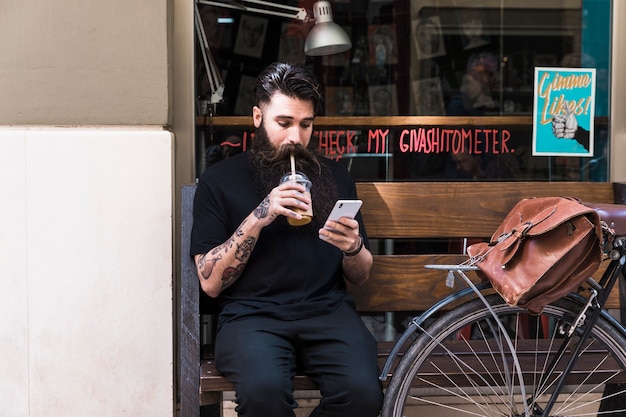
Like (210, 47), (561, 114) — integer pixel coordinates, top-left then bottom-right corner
(532, 67), (595, 156)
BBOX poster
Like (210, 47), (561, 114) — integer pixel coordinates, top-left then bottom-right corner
(532, 67), (596, 156)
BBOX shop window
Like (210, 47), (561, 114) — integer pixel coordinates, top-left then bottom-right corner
(195, 0), (611, 182)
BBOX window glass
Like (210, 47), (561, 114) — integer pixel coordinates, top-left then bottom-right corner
(195, 0), (611, 182)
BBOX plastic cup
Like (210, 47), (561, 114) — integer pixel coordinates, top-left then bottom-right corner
(280, 172), (313, 226)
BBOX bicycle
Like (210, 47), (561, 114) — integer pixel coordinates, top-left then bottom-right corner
(379, 201), (626, 417)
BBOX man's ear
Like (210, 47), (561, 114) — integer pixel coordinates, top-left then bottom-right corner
(252, 106), (262, 128)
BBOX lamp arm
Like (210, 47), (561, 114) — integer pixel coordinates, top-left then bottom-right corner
(194, 3), (225, 104)
(197, 0), (308, 21)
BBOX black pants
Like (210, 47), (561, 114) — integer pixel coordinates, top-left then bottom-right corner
(215, 302), (383, 417)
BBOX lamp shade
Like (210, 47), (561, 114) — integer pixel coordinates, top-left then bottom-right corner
(304, 1), (351, 56)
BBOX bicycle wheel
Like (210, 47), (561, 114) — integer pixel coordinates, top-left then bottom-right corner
(382, 294), (626, 417)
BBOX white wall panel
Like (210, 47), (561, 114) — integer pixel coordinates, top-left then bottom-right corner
(0, 128), (174, 417)
(0, 130), (29, 417)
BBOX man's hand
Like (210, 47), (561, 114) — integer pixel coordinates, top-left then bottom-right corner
(319, 216), (373, 286)
(253, 181), (311, 227)
(551, 101), (578, 139)
(319, 216), (361, 253)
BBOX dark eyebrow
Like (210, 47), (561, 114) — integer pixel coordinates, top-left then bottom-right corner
(275, 115), (315, 123)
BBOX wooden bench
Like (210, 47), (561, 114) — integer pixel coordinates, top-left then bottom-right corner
(179, 181), (626, 417)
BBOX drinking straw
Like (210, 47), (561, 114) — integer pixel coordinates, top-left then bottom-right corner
(290, 153), (296, 179)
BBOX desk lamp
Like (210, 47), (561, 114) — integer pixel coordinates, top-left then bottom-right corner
(195, 0), (351, 104)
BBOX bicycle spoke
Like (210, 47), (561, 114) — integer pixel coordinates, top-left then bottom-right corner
(555, 369), (622, 415)
(405, 394), (486, 417)
(419, 326), (512, 410)
(554, 352), (610, 412)
(423, 359), (508, 416)
(531, 315), (560, 407)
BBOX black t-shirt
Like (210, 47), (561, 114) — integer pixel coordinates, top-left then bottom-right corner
(190, 152), (367, 328)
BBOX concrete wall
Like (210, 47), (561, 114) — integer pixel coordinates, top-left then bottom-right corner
(0, 1), (175, 417)
(0, 1), (169, 125)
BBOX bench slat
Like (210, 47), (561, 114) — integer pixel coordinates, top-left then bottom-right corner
(348, 254), (469, 312)
(349, 255), (618, 312)
(357, 182), (615, 239)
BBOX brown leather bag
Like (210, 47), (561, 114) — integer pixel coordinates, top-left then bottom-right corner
(467, 196), (603, 314)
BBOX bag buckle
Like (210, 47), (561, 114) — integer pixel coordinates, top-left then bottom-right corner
(519, 221), (533, 236)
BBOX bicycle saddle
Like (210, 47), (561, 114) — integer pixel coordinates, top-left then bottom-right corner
(583, 202), (626, 236)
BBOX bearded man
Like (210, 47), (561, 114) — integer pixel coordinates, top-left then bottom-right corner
(190, 62), (383, 417)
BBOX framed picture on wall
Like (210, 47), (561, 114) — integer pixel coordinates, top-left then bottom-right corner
(234, 74), (257, 115)
(368, 24), (398, 66)
(233, 15), (268, 58)
(368, 85), (398, 116)
(325, 86), (354, 116)
(199, 5), (227, 50)
(412, 78), (445, 115)
(412, 15), (446, 60)
(456, 8), (491, 51)
(278, 22), (307, 64)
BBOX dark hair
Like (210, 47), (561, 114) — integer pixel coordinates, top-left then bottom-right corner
(254, 62), (323, 115)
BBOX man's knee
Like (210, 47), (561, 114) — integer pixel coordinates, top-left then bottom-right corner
(234, 372), (297, 415)
(318, 376), (383, 417)
(345, 376), (383, 411)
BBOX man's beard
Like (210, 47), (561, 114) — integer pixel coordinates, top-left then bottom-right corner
(248, 124), (338, 232)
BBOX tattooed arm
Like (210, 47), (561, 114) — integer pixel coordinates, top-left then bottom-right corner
(194, 179), (311, 297)
(194, 215), (261, 297)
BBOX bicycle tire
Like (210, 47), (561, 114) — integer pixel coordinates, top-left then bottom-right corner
(382, 294), (626, 417)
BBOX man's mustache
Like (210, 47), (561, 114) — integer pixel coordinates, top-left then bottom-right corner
(267, 143), (311, 164)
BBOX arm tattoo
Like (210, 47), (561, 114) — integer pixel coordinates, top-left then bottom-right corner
(236, 236), (256, 261)
(222, 263), (245, 288)
(254, 196), (270, 219)
(198, 253), (221, 280)
(203, 220), (254, 288)
(211, 236), (235, 255)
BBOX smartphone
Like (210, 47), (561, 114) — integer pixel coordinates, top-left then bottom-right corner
(325, 200), (363, 224)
